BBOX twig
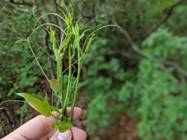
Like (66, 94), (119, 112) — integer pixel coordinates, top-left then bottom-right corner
(164, 61), (187, 77)
(108, 51), (140, 60)
(142, 0), (182, 38)
(112, 17), (187, 79)
(9, 0), (33, 6)
(112, 17), (151, 59)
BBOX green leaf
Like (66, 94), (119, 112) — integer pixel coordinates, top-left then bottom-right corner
(18, 93), (51, 117)
(49, 79), (60, 92)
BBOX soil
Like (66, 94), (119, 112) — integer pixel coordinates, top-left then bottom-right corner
(88, 115), (140, 140)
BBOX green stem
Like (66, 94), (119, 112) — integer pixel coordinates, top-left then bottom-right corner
(27, 38), (50, 82)
(57, 55), (63, 94)
(62, 47), (72, 120)
(57, 56), (65, 121)
(70, 47), (81, 121)
(0, 100), (24, 107)
(29, 23), (66, 40)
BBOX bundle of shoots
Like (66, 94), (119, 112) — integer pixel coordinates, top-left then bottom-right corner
(18, 9), (95, 132)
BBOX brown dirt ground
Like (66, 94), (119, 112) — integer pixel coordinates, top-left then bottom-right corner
(88, 115), (140, 140)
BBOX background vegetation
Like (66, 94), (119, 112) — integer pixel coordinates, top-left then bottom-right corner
(0, 0), (187, 140)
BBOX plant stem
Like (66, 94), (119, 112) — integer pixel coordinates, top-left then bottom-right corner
(27, 38), (50, 82)
(71, 47), (81, 121)
(62, 47), (72, 120)
(56, 55), (63, 95)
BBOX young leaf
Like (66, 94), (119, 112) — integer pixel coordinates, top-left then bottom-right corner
(49, 79), (60, 92)
(18, 93), (51, 117)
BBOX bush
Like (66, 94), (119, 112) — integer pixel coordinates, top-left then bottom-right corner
(125, 29), (187, 140)
(83, 28), (187, 139)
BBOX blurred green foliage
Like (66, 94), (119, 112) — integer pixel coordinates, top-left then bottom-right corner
(132, 29), (187, 140)
(0, 4), (45, 96)
(1, 0), (187, 140)
(0, 3), (48, 132)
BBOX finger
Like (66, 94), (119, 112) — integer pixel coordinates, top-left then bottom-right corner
(2, 113), (58, 140)
(39, 106), (83, 140)
(49, 130), (71, 140)
(49, 127), (87, 140)
(41, 131), (57, 140)
(2, 108), (82, 140)
(71, 127), (87, 140)
(67, 107), (83, 120)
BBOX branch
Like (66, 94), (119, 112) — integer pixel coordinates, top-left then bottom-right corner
(108, 51), (140, 60)
(142, 0), (182, 38)
(112, 18), (187, 79)
(10, 0), (33, 6)
(112, 17), (151, 58)
(164, 61), (187, 78)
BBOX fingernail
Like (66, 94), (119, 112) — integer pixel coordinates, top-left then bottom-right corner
(57, 130), (72, 140)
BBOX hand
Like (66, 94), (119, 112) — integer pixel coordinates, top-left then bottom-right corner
(2, 107), (87, 140)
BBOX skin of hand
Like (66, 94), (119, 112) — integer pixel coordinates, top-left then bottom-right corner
(2, 107), (87, 140)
